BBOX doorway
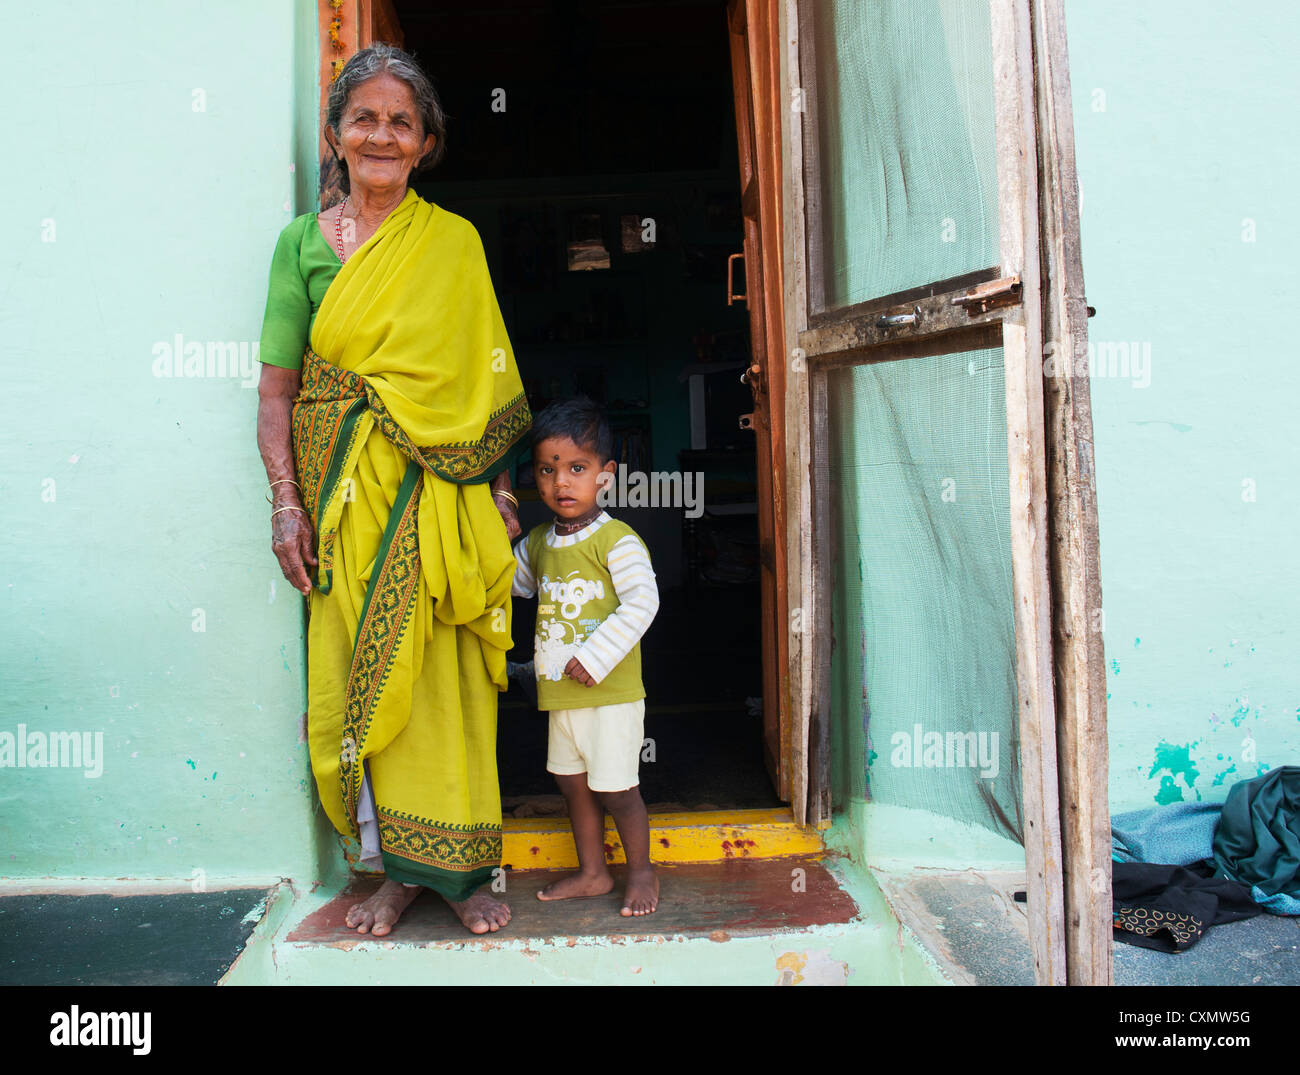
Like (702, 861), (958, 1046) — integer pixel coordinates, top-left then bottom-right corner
(379, 0), (783, 816)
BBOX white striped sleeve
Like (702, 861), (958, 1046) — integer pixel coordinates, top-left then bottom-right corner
(573, 535), (659, 683)
(511, 535), (537, 598)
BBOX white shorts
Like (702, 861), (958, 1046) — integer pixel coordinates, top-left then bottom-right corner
(547, 699), (645, 793)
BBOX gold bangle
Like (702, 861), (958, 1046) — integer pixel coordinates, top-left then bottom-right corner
(491, 489), (519, 509)
(271, 505), (308, 518)
(267, 478), (301, 503)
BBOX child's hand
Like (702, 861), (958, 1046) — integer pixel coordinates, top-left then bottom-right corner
(564, 657), (595, 687)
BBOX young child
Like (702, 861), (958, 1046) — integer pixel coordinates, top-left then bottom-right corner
(511, 398), (661, 916)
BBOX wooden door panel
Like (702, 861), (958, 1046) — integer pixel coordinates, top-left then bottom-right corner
(728, 0), (790, 804)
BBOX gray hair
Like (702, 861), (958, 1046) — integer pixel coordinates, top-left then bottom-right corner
(325, 44), (447, 193)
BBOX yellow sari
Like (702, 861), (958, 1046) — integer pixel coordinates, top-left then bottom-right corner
(291, 190), (530, 900)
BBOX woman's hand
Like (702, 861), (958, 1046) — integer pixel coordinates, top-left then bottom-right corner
(257, 363), (317, 595)
(493, 496), (522, 542)
(489, 473), (521, 542)
(272, 505), (318, 596)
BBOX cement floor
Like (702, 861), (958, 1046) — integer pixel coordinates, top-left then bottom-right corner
(0, 888), (273, 986)
(874, 869), (1300, 986)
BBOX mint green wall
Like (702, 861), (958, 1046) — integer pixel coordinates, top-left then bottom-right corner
(6, 2), (1295, 889)
(2, 3), (326, 881)
(1067, 2), (1299, 809)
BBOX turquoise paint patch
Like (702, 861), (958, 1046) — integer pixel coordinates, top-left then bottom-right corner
(1212, 762), (1237, 787)
(1110, 659), (1121, 675)
(1147, 740), (1201, 803)
(185, 758), (196, 770)
(1154, 774), (1184, 805)
(1134, 637), (1141, 648)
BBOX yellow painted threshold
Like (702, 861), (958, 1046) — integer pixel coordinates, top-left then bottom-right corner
(502, 808), (823, 870)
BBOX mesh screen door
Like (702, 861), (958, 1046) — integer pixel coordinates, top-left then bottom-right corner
(791, 0), (1066, 981)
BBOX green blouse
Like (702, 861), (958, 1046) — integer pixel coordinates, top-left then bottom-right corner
(258, 213), (342, 370)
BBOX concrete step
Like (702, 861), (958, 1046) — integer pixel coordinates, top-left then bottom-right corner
(221, 855), (949, 985)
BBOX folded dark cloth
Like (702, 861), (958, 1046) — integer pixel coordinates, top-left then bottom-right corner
(1211, 765), (1300, 914)
(1112, 861), (1262, 953)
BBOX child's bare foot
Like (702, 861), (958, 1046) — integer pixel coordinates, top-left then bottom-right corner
(345, 879), (420, 936)
(620, 866), (659, 917)
(537, 869), (615, 901)
(444, 889), (511, 934)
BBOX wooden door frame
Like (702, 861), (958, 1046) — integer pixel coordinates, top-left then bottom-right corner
(780, 0), (1110, 985)
(317, 0), (809, 823)
(316, 0), (405, 209)
(726, 0), (795, 810)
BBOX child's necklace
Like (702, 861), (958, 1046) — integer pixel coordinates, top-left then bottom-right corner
(553, 506), (602, 535)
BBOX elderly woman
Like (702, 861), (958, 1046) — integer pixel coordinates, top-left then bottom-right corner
(256, 44), (530, 937)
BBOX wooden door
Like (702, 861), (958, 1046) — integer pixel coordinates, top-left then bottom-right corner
(787, 0), (1107, 984)
(316, 0), (405, 208)
(727, 0), (791, 807)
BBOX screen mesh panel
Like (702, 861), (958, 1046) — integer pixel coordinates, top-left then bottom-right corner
(826, 346), (1022, 843)
(807, 0), (1000, 311)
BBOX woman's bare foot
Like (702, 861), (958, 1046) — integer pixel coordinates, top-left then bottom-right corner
(445, 888), (511, 934)
(537, 869), (615, 901)
(620, 866), (659, 917)
(345, 880), (420, 936)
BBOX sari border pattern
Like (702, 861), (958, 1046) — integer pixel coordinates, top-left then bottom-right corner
(377, 805), (503, 874)
(291, 348), (371, 594)
(338, 461), (424, 827)
(365, 382), (532, 485)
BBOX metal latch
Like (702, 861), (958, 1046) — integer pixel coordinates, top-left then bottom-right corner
(727, 253), (746, 306)
(876, 305), (921, 329)
(951, 274), (1022, 316)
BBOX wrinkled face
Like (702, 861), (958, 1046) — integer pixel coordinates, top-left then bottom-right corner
(329, 73), (435, 195)
(533, 436), (616, 520)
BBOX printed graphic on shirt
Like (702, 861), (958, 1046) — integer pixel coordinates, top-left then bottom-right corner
(539, 571), (605, 619)
(536, 570), (606, 681)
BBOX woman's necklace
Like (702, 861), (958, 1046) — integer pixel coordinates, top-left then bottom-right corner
(553, 506), (603, 536)
(334, 197), (349, 263)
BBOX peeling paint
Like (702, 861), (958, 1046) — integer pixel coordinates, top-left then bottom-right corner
(775, 948), (848, 986)
(1212, 762), (1237, 787)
